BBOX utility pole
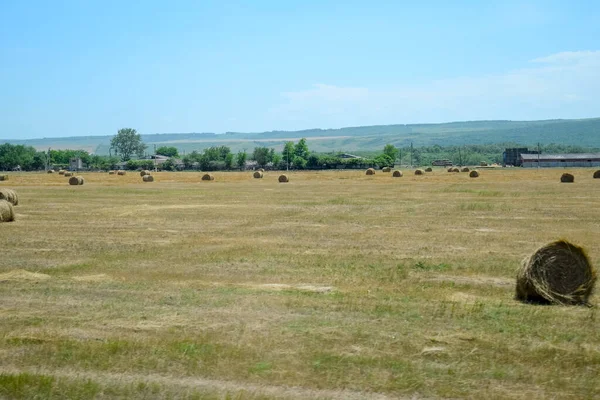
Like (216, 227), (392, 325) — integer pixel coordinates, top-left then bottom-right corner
(410, 142), (413, 167)
(537, 142), (540, 170)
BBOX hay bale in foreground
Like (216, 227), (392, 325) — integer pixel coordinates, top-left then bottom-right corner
(461, 167), (470, 172)
(253, 171), (264, 179)
(414, 169), (425, 175)
(382, 167), (392, 172)
(425, 167), (433, 172)
(0, 200), (15, 222)
(142, 175), (154, 182)
(0, 189), (18, 206)
(68, 176), (84, 185)
(278, 174), (289, 183)
(202, 174), (214, 181)
(447, 167), (454, 172)
(366, 168), (375, 175)
(560, 173), (574, 183)
(117, 170), (126, 176)
(140, 170), (151, 177)
(516, 240), (596, 305)
(0, 175), (8, 181)
(451, 167), (460, 173)
(392, 170), (403, 177)
(594, 170), (600, 179)
(469, 170), (480, 178)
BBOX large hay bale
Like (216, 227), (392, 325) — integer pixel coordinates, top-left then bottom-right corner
(0, 200), (15, 223)
(259, 168), (265, 172)
(0, 175), (8, 181)
(560, 173), (574, 183)
(140, 170), (151, 177)
(142, 175), (154, 182)
(278, 174), (289, 183)
(461, 167), (470, 172)
(516, 240), (596, 305)
(451, 167), (460, 173)
(58, 170), (66, 175)
(382, 167), (392, 172)
(447, 167), (454, 172)
(253, 171), (264, 179)
(68, 176), (84, 185)
(47, 170), (54, 174)
(117, 170), (126, 176)
(594, 170), (600, 179)
(425, 167), (433, 172)
(469, 170), (480, 178)
(108, 170), (116, 175)
(392, 170), (403, 177)
(202, 174), (214, 181)
(64, 172), (73, 177)
(0, 189), (18, 206)
(365, 168), (375, 175)
(414, 169), (425, 175)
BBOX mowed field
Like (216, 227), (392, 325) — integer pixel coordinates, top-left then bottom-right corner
(1, 169), (599, 399)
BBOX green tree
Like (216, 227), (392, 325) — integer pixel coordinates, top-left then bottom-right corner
(224, 153), (234, 169)
(294, 138), (309, 159)
(236, 151), (247, 170)
(110, 128), (146, 161)
(383, 144), (398, 161)
(282, 142), (295, 168)
(156, 146), (179, 157)
(252, 147), (272, 167)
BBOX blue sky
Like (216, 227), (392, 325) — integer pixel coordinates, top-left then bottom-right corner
(1, 0), (599, 139)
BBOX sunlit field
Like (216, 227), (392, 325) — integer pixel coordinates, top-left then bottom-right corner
(1, 168), (599, 399)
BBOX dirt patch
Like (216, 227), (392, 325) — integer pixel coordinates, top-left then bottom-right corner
(0, 269), (51, 283)
(424, 274), (513, 287)
(248, 283), (335, 293)
(447, 292), (481, 304)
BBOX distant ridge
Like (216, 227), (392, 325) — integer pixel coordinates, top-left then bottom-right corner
(3, 117), (600, 154)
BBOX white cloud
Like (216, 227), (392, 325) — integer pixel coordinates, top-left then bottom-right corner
(270, 50), (600, 128)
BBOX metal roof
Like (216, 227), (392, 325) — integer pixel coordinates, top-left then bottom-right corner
(521, 153), (600, 160)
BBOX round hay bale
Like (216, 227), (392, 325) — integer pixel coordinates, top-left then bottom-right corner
(425, 167), (433, 172)
(278, 174), (289, 183)
(253, 171), (264, 179)
(516, 240), (597, 305)
(140, 170), (151, 177)
(480, 161), (488, 167)
(58, 170), (66, 175)
(392, 170), (403, 177)
(461, 167), (470, 172)
(365, 168), (375, 176)
(259, 168), (265, 172)
(47, 170), (54, 174)
(0, 175), (8, 181)
(414, 169), (425, 175)
(64, 172), (73, 177)
(0, 200), (15, 223)
(469, 170), (480, 178)
(117, 170), (126, 176)
(382, 167), (392, 173)
(452, 167), (460, 173)
(202, 174), (214, 181)
(142, 175), (154, 182)
(0, 188), (18, 206)
(68, 176), (84, 185)
(560, 173), (574, 183)
(108, 170), (116, 175)
(593, 170), (600, 179)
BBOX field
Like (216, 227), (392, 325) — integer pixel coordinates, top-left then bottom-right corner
(1, 169), (599, 399)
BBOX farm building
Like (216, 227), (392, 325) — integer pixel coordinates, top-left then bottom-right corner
(521, 153), (600, 168)
(503, 148), (539, 166)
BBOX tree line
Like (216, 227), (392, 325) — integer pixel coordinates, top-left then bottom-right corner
(2, 127), (599, 171)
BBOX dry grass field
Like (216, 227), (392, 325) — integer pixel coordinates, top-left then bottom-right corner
(1, 168), (599, 399)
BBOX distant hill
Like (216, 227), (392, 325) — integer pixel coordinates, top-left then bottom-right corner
(4, 118), (600, 155)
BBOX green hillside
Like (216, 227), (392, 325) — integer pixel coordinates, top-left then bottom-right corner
(4, 118), (600, 155)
